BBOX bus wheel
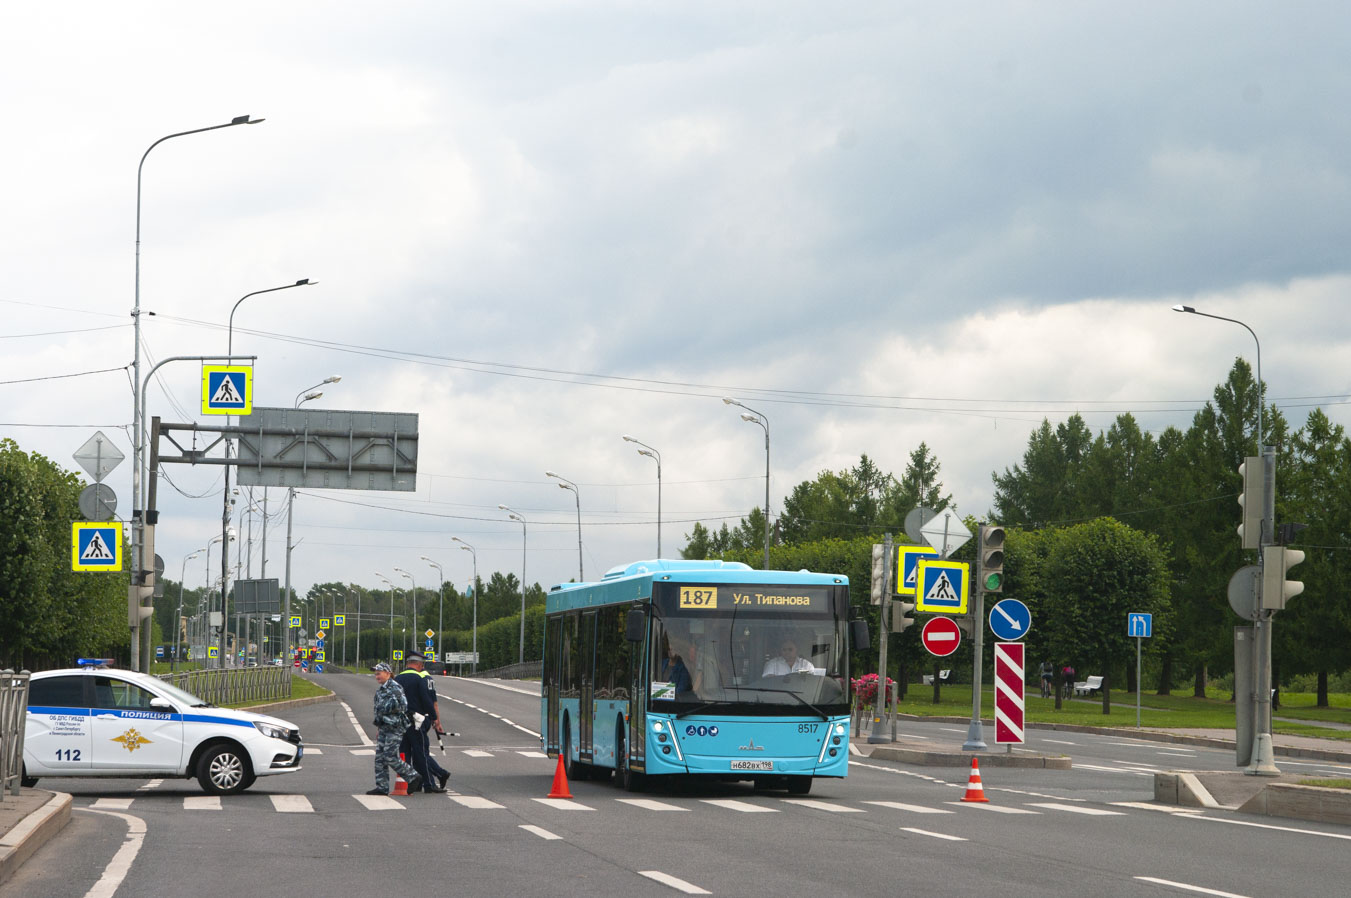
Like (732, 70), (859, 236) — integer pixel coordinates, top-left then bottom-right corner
(562, 721), (589, 782)
(786, 777), (812, 795)
(616, 725), (643, 793)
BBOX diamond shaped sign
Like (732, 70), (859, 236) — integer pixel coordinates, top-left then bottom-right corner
(919, 509), (972, 558)
(73, 431), (125, 483)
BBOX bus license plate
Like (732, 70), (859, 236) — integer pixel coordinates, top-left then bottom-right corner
(730, 760), (774, 771)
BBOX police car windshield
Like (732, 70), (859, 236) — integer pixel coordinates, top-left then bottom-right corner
(152, 679), (213, 708)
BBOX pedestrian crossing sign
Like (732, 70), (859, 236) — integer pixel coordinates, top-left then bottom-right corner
(71, 522), (123, 571)
(208, 646), (220, 659)
(894, 545), (940, 596)
(915, 558), (969, 614)
(320, 618), (330, 630)
(201, 365), (253, 415)
(316, 651), (326, 662)
(334, 614), (345, 626)
(289, 616), (302, 627)
(393, 650), (404, 661)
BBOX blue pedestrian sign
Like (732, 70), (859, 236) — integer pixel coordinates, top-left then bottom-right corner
(915, 559), (970, 614)
(201, 365), (253, 415)
(1128, 613), (1153, 638)
(894, 545), (940, 596)
(989, 598), (1032, 641)
(71, 522), (123, 572)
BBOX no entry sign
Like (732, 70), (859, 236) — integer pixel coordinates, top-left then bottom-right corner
(994, 641), (1025, 744)
(921, 616), (962, 657)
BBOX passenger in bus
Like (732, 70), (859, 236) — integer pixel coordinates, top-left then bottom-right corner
(762, 639), (815, 676)
(661, 637), (693, 695)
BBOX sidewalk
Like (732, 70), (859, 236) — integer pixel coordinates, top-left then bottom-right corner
(0, 790), (71, 888)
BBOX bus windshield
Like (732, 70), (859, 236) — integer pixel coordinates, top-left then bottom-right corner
(648, 582), (850, 715)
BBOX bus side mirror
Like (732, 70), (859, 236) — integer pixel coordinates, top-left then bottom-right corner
(851, 619), (870, 651)
(625, 610), (647, 643)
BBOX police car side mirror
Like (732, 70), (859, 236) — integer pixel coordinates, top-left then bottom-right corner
(850, 619), (870, 652)
(625, 610), (647, 643)
(149, 697), (173, 710)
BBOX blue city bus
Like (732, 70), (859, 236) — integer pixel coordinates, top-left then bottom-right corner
(540, 559), (869, 794)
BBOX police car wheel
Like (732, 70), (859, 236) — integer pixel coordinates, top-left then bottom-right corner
(20, 764), (37, 788)
(197, 744), (252, 795)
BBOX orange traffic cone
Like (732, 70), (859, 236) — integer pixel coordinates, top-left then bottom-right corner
(392, 753), (410, 796)
(960, 757), (989, 803)
(547, 753), (573, 799)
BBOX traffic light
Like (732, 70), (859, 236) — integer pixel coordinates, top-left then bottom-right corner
(979, 525), (1005, 593)
(1238, 457), (1262, 550)
(870, 543), (886, 605)
(1261, 546), (1305, 611)
(892, 600), (916, 632)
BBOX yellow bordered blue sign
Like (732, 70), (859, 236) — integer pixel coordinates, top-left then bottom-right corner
(915, 558), (969, 614)
(392, 649), (404, 661)
(334, 614), (345, 626)
(208, 646), (220, 659)
(72, 522), (123, 571)
(201, 365), (253, 415)
(895, 545), (940, 596)
(289, 615), (302, 627)
(316, 650), (326, 662)
(320, 618), (331, 630)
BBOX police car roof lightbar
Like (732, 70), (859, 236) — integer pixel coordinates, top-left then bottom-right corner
(77, 658), (115, 668)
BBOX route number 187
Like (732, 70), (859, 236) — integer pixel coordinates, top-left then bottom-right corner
(678, 587), (718, 610)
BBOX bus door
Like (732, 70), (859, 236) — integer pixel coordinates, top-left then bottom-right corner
(579, 611), (596, 761)
(545, 615), (561, 755)
(628, 617), (647, 772)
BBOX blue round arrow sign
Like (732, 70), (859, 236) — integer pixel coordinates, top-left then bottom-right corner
(988, 598), (1032, 641)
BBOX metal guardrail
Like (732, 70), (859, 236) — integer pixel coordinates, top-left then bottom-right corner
(1, 669), (31, 797)
(157, 666), (291, 707)
(472, 660), (542, 680)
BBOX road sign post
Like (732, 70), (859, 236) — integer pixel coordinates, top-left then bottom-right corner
(868, 533), (895, 745)
(1129, 613), (1153, 727)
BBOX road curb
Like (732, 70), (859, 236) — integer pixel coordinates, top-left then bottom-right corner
(0, 791), (71, 888)
(1238, 783), (1351, 826)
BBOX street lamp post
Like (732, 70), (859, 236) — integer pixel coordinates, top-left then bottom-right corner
(1173, 304), (1277, 775)
(174, 550), (202, 671)
(376, 573), (397, 661)
(395, 567), (417, 659)
(421, 557), (445, 660)
(723, 397), (772, 570)
(130, 114), (263, 672)
(453, 537), (479, 673)
(499, 505), (528, 664)
(546, 471), (584, 581)
(622, 435), (662, 557)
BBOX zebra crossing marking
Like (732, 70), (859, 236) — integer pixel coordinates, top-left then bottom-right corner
(901, 827), (967, 841)
(947, 801), (1039, 814)
(532, 797), (593, 811)
(451, 796), (505, 809)
(271, 794), (315, 813)
(353, 793), (404, 811)
(463, 750), (494, 758)
(520, 824), (561, 840)
(700, 799), (778, 813)
(183, 796), (220, 810)
(783, 799), (865, 813)
(616, 798), (688, 812)
(1027, 802), (1124, 816)
(864, 801), (954, 814)
(91, 798), (134, 810)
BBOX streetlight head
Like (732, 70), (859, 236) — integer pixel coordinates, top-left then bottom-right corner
(722, 397), (738, 406)
(231, 115), (265, 125)
(741, 413), (758, 423)
(302, 391), (322, 403)
(498, 504), (511, 511)
(638, 449), (655, 459)
(545, 470), (558, 478)
(324, 375), (342, 384)
(1172, 304), (1195, 313)
(295, 278), (313, 286)
(622, 434), (636, 443)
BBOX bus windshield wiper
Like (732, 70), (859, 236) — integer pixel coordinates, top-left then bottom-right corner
(674, 700), (726, 719)
(731, 687), (829, 721)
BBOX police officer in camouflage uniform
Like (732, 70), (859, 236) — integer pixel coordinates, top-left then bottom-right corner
(367, 662), (423, 795)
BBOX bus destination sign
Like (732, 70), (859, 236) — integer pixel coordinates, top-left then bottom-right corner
(674, 585), (830, 614)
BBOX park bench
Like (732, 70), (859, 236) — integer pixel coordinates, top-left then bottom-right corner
(1072, 675), (1104, 696)
(921, 670), (952, 686)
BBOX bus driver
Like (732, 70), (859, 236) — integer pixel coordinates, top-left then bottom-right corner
(762, 639), (814, 676)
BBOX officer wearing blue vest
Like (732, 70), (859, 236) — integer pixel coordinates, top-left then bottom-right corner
(395, 655), (447, 793)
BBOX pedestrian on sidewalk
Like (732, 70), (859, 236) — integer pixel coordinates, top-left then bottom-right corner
(369, 662), (422, 795)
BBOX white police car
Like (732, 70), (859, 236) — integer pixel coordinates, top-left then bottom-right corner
(23, 664), (303, 795)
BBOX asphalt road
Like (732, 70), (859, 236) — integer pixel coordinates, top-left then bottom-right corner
(12, 673), (1351, 897)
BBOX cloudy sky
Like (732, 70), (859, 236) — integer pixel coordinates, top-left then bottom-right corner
(4, 2), (1350, 606)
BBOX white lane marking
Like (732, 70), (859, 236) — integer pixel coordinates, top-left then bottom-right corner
(532, 797), (594, 810)
(518, 750), (549, 758)
(1134, 876), (1250, 897)
(783, 799), (865, 813)
(617, 798), (688, 811)
(864, 801), (954, 814)
(1185, 814), (1351, 841)
(1041, 738), (1076, 745)
(947, 802), (1039, 814)
(520, 824), (561, 840)
(897, 733), (929, 739)
(901, 827), (967, 841)
(1073, 763), (1155, 778)
(451, 796), (505, 809)
(1027, 802), (1125, 816)
(464, 750), (494, 758)
(340, 700), (374, 747)
(78, 809), (147, 898)
(449, 696), (542, 739)
(91, 798), (134, 810)
(270, 794), (314, 813)
(447, 676), (540, 697)
(638, 870), (712, 894)
(489, 713), (503, 719)
(353, 794), (404, 810)
(939, 727), (965, 733)
(1110, 802), (1204, 814)
(305, 748), (324, 755)
(351, 749), (375, 756)
(700, 799), (778, 813)
(183, 796), (220, 810)
(136, 779), (163, 791)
